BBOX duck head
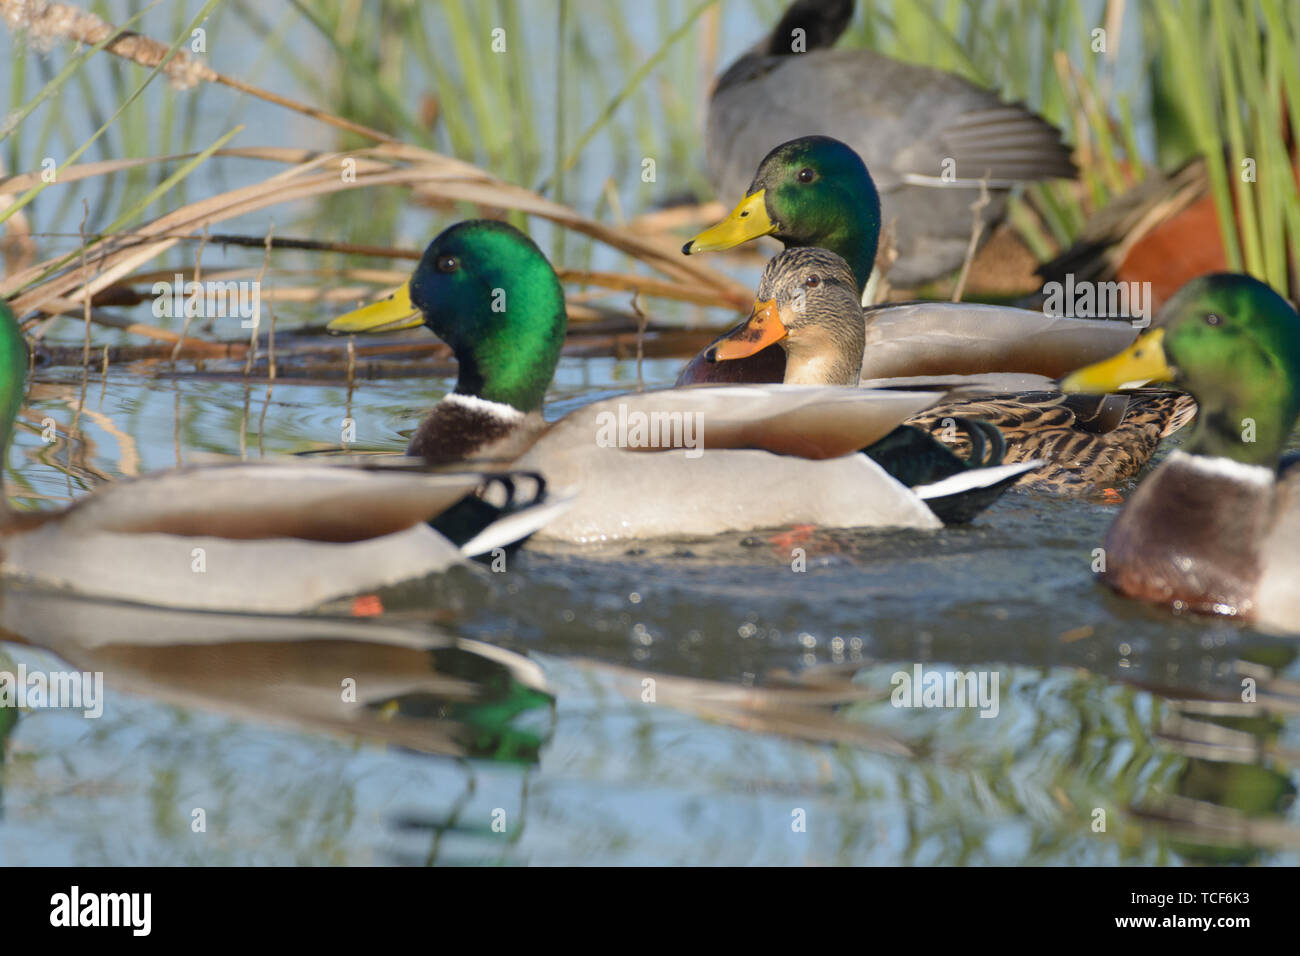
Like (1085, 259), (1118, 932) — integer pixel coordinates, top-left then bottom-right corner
(683, 135), (881, 292)
(328, 220), (567, 413)
(708, 247), (864, 386)
(1063, 273), (1300, 466)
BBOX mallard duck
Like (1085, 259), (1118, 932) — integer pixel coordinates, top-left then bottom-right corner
(1061, 273), (1300, 633)
(681, 135), (1196, 493)
(707, 246), (1039, 520)
(328, 220), (1036, 541)
(681, 136), (1135, 381)
(703, 0), (1076, 287)
(903, 389), (1197, 494)
(0, 303), (565, 613)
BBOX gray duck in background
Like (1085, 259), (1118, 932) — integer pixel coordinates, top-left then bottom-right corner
(705, 0), (1077, 286)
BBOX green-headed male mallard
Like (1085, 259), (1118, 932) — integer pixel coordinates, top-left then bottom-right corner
(0, 302), (564, 613)
(681, 134), (1196, 493)
(328, 220), (1036, 541)
(704, 0), (1076, 286)
(1061, 273), (1300, 633)
(681, 136), (1135, 382)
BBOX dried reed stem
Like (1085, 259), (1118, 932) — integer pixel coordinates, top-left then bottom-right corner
(1, 0), (395, 142)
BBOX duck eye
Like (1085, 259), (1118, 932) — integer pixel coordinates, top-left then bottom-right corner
(805, 274), (820, 288)
(436, 255), (460, 273)
(1204, 312), (1222, 326)
(797, 167), (816, 184)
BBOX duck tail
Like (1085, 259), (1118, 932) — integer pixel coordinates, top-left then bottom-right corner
(912, 460), (1041, 524)
(862, 416), (1003, 483)
(766, 0), (856, 56)
(430, 472), (573, 558)
(862, 418), (1031, 524)
(1160, 393), (1199, 438)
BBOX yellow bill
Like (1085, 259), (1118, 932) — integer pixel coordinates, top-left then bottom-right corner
(682, 190), (775, 254)
(327, 282), (423, 334)
(709, 298), (788, 360)
(1060, 327), (1174, 393)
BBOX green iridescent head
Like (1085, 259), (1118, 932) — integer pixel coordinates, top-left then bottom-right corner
(1064, 273), (1300, 465)
(684, 136), (882, 291)
(0, 302), (28, 459)
(329, 221), (566, 412)
(1161, 274), (1300, 462)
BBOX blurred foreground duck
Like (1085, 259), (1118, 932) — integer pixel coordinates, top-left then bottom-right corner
(1062, 274), (1300, 634)
(328, 220), (1036, 540)
(682, 135), (1196, 492)
(0, 304), (565, 613)
(703, 0), (1076, 286)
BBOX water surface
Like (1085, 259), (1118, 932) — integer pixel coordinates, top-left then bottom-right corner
(3, 358), (1298, 866)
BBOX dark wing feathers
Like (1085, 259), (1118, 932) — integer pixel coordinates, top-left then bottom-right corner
(939, 107), (1079, 181)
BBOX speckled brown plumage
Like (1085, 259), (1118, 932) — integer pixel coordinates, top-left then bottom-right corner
(906, 388), (1198, 493)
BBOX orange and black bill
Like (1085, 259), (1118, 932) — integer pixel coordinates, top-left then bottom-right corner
(708, 298), (788, 361)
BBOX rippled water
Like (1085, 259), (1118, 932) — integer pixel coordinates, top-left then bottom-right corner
(3, 355), (1298, 866)
(2, 0), (1297, 867)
